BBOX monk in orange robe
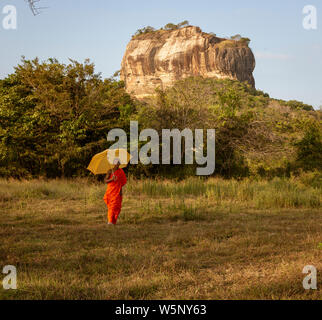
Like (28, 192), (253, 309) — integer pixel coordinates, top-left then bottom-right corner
(103, 159), (127, 225)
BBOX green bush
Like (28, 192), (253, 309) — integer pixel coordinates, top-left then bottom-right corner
(0, 57), (136, 178)
(0, 59), (320, 179)
(294, 124), (322, 171)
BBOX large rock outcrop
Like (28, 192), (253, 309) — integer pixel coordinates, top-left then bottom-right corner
(120, 26), (256, 99)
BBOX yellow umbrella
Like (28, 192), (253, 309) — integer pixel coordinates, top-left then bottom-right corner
(87, 149), (132, 175)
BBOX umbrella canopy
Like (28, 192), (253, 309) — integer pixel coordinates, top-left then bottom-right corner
(87, 149), (132, 175)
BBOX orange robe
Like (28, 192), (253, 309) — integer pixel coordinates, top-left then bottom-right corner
(103, 168), (127, 224)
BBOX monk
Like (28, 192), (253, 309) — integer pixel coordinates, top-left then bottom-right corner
(103, 159), (127, 225)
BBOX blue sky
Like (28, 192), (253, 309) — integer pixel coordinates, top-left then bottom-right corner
(1, 0), (321, 108)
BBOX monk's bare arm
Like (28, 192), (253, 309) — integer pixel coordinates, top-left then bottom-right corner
(105, 175), (117, 184)
(105, 175), (112, 184)
(104, 170), (115, 184)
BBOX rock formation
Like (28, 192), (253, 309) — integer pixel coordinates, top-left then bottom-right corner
(121, 26), (256, 98)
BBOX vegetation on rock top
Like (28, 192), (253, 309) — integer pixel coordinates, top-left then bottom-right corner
(132, 22), (251, 47)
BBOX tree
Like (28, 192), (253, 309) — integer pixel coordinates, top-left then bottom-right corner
(285, 100), (313, 111)
(164, 21), (190, 31)
(177, 20), (190, 28)
(134, 26), (156, 37)
(295, 124), (322, 171)
(0, 57), (135, 178)
(164, 23), (178, 31)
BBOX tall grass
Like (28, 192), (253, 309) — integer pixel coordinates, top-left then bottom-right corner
(0, 176), (320, 210)
(0, 179), (87, 202)
(127, 176), (321, 209)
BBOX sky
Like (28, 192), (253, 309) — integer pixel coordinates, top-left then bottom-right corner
(1, 0), (322, 109)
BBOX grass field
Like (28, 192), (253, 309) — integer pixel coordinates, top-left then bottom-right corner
(0, 177), (321, 300)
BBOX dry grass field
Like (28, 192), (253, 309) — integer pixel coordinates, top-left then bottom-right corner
(0, 177), (321, 300)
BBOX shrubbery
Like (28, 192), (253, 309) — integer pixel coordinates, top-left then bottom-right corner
(0, 58), (320, 179)
(0, 58), (136, 178)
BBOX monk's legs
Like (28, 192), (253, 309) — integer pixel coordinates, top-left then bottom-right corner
(108, 206), (121, 224)
(112, 204), (122, 224)
(107, 206), (114, 224)
(107, 197), (122, 225)
(103, 196), (112, 224)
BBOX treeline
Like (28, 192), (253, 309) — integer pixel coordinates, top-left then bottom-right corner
(0, 58), (321, 179)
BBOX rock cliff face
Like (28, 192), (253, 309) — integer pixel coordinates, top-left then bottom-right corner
(121, 26), (256, 98)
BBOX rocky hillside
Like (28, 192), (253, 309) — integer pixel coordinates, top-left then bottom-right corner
(121, 26), (256, 98)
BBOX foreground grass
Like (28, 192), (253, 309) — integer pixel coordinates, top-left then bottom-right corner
(0, 177), (321, 300)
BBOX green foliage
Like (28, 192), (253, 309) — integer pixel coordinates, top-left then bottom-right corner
(134, 26), (156, 37)
(164, 23), (177, 31)
(277, 99), (314, 111)
(133, 21), (190, 38)
(136, 77), (320, 178)
(0, 58), (320, 179)
(230, 35), (251, 46)
(0, 57), (136, 178)
(164, 20), (190, 30)
(177, 20), (189, 28)
(294, 123), (322, 171)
